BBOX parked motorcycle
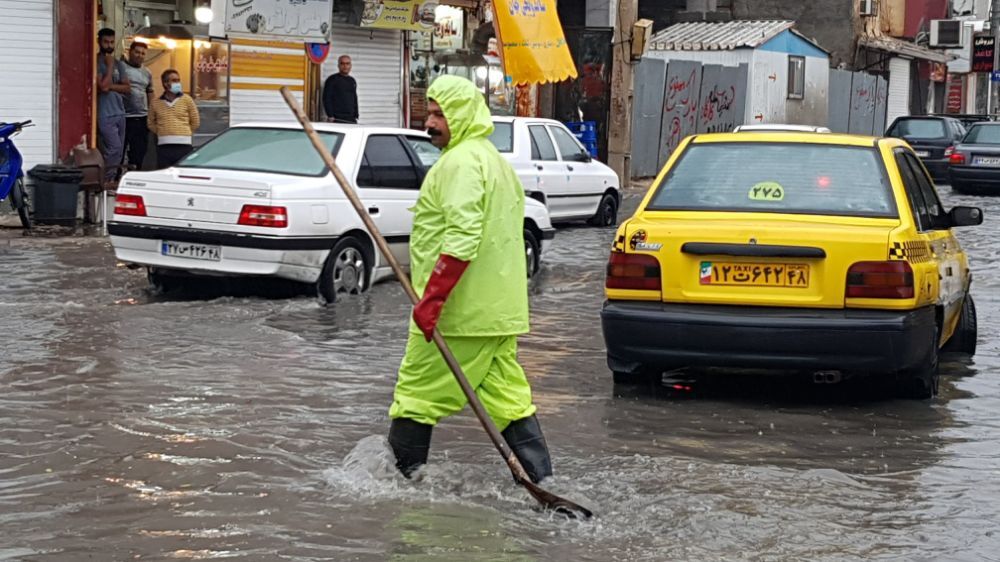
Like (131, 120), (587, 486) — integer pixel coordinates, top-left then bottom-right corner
(0, 120), (33, 229)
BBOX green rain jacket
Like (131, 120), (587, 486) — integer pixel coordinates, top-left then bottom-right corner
(408, 76), (529, 337)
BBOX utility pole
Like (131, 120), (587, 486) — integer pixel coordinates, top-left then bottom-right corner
(991, 0), (1000, 115)
(608, 0), (638, 186)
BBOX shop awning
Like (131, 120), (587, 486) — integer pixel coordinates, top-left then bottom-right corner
(492, 0), (578, 85)
(858, 36), (954, 64)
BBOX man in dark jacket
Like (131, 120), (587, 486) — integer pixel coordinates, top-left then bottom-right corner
(323, 55), (359, 123)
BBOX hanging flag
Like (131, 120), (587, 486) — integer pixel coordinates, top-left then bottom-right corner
(491, 0), (577, 85)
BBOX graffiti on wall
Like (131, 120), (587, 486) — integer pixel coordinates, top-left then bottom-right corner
(660, 62), (702, 161)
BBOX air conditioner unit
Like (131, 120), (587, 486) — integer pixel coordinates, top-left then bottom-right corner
(859, 0), (877, 17)
(930, 20), (964, 48)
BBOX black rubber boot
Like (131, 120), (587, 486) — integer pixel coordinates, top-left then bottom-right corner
(501, 415), (553, 484)
(388, 418), (433, 478)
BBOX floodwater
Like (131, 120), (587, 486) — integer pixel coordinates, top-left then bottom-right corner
(1, 187), (999, 561)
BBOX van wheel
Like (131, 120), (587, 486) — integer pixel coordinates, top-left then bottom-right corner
(900, 327), (939, 400)
(524, 228), (540, 278)
(943, 295), (977, 355)
(588, 193), (618, 227)
(318, 237), (368, 303)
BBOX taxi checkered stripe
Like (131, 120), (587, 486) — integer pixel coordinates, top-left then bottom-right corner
(889, 241), (932, 263)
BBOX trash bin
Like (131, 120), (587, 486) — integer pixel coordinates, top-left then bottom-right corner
(27, 165), (83, 226)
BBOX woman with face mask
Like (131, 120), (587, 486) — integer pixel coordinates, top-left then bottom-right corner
(148, 69), (201, 169)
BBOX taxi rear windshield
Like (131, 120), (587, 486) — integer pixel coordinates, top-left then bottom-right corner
(647, 142), (897, 218)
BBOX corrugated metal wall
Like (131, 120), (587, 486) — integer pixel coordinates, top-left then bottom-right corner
(630, 58), (668, 178)
(828, 69), (889, 136)
(322, 25), (402, 127)
(658, 60), (702, 167)
(1, 0), (54, 170)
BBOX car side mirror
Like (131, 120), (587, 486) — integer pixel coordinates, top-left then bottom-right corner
(949, 206), (984, 227)
(573, 151), (592, 163)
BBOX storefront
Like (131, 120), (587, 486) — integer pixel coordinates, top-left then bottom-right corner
(1, 0), (56, 171)
(321, 23), (404, 127)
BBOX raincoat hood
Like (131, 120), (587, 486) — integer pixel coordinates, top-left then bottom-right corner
(427, 75), (495, 151)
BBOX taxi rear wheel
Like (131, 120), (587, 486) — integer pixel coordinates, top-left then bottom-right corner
(943, 295), (977, 355)
(900, 327), (939, 400)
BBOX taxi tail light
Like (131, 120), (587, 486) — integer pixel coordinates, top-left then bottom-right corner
(114, 194), (146, 217)
(846, 261), (914, 299)
(606, 251), (661, 291)
(238, 205), (288, 228)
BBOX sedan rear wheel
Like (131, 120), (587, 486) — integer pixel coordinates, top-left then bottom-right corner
(318, 237), (368, 303)
(588, 193), (618, 227)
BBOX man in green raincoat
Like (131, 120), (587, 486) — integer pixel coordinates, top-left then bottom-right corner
(387, 75), (553, 484)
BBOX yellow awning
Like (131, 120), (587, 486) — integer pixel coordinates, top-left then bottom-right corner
(492, 0), (578, 85)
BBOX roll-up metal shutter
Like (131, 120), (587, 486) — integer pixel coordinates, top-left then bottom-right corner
(322, 24), (403, 127)
(0, 0), (54, 170)
(886, 57), (912, 130)
(229, 38), (307, 124)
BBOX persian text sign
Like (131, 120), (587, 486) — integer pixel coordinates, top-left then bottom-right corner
(225, 0), (332, 41)
(359, 0), (437, 32)
(971, 33), (995, 73)
(492, 0), (577, 85)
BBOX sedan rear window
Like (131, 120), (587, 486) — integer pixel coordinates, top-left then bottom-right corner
(963, 125), (1000, 144)
(889, 119), (946, 139)
(488, 122), (514, 152)
(647, 142), (896, 218)
(179, 128), (344, 176)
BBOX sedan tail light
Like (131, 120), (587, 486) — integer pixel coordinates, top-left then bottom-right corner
(114, 194), (146, 216)
(944, 146), (955, 157)
(606, 251), (661, 291)
(846, 261), (914, 299)
(949, 151), (966, 165)
(238, 205), (288, 228)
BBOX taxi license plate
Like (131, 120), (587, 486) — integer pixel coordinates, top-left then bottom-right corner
(699, 261), (809, 287)
(973, 156), (1000, 166)
(161, 240), (221, 261)
(914, 150), (930, 158)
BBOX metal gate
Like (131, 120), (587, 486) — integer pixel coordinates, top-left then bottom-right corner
(630, 57), (749, 178)
(827, 69), (889, 136)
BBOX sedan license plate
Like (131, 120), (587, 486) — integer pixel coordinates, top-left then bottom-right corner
(914, 150), (930, 158)
(161, 240), (221, 261)
(973, 156), (1000, 167)
(699, 261), (809, 288)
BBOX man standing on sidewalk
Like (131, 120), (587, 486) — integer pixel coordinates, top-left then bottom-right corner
(322, 55), (359, 123)
(148, 69), (200, 169)
(96, 28), (130, 181)
(121, 41), (154, 170)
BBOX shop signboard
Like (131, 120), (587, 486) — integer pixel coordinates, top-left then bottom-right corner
(415, 5), (465, 51)
(971, 32), (994, 73)
(358, 0), (438, 32)
(225, 0), (332, 41)
(490, 0), (577, 84)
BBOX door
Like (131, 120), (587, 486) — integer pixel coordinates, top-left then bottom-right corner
(895, 149), (966, 341)
(548, 123), (604, 218)
(526, 123), (568, 218)
(355, 134), (423, 267)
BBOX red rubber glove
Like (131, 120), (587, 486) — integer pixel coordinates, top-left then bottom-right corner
(413, 254), (470, 341)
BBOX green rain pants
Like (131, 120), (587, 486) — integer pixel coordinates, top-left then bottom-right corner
(389, 333), (536, 431)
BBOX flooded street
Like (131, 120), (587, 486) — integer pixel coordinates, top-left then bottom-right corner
(2, 187), (999, 561)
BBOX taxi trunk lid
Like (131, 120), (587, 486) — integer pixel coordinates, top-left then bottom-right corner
(627, 213), (899, 308)
(117, 169), (272, 226)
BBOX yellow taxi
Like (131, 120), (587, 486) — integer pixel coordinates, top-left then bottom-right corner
(601, 131), (983, 398)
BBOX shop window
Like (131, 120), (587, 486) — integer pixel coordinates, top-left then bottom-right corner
(193, 40), (229, 103)
(788, 56), (805, 100)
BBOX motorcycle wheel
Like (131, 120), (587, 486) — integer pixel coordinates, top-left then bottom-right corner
(9, 176), (31, 229)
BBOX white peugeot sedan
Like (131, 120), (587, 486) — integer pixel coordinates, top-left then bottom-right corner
(108, 122), (555, 301)
(489, 117), (621, 226)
